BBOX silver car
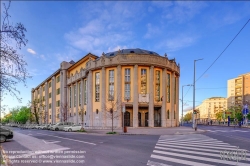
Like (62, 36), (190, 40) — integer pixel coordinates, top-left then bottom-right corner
(51, 122), (74, 131)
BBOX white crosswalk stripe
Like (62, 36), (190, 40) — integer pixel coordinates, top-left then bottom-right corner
(206, 130), (250, 133)
(148, 134), (250, 166)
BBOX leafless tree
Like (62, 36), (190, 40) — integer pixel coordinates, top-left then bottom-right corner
(103, 93), (122, 132)
(61, 102), (69, 123)
(29, 99), (45, 124)
(56, 108), (60, 123)
(0, 0), (29, 102)
(79, 107), (85, 131)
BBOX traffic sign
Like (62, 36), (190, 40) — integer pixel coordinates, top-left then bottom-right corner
(122, 103), (125, 113)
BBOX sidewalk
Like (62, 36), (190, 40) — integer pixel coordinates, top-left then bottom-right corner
(84, 126), (205, 135)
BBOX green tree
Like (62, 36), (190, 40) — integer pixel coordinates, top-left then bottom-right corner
(215, 111), (223, 122)
(183, 112), (192, 122)
(15, 106), (30, 124)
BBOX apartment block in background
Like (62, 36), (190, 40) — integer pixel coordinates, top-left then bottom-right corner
(227, 72), (250, 108)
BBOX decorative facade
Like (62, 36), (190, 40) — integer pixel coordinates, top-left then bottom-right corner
(31, 48), (180, 128)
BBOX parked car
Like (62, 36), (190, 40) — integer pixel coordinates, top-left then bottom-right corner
(64, 124), (82, 132)
(33, 124), (41, 129)
(48, 124), (55, 130)
(29, 124), (37, 129)
(0, 127), (13, 143)
(51, 122), (74, 131)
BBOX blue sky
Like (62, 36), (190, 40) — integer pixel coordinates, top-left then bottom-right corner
(2, 1), (250, 116)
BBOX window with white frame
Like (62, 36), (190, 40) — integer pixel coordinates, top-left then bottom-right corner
(84, 80), (87, 104)
(79, 82), (81, 106)
(174, 77), (176, 104)
(109, 70), (114, 100)
(74, 85), (76, 106)
(69, 87), (72, 108)
(141, 69), (147, 94)
(167, 73), (170, 103)
(95, 73), (100, 102)
(125, 68), (131, 100)
(155, 70), (160, 101)
(57, 100), (60, 107)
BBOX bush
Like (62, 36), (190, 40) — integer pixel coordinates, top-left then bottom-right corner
(77, 129), (86, 132)
(106, 132), (117, 134)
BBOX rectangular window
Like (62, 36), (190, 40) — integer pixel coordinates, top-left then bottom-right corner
(42, 96), (45, 101)
(74, 85), (76, 107)
(79, 82), (81, 106)
(95, 73), (100, 102)
(125, 68), (131, 100)
(56, 88), (60, 95)
(50, 115), (51, 119)
(69, 87), (72, 108)
(43, 86), (45, 91)
(109, 70), (114, 100)
(155, 70), (160, 101)
(56, 76), (60, 83)
(49, 82), (51, 88)
(49, 103), (51, 109)
(167, 73), (170, 103)
(49, 92), (52, 98)
(174, 77), (176, 104)
(84, 80), (87, 105)
(141, 69), (147, 94)
(57, 100), (60, 107)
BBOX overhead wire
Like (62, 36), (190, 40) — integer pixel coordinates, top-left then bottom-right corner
(196, 18), (250, 82)
(182, 18), (250, 98)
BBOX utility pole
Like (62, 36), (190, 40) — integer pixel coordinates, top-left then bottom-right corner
(182, 84), (193, 126)
(193, 59), (203, 130)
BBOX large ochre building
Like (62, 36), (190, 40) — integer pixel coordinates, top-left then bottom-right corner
(31, 48), (180, 128)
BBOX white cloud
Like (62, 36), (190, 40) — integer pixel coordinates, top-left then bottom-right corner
(65, 2), (144, 55)
(27, 48), (36, 55)
(151, 1), (207, 24)
(144, 23), (161, 39)
(158, 34), (198, 52)
(107, 45), (128, 53)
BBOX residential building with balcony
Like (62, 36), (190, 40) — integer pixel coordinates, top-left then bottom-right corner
(31, 48), (180, 128)
(227, 72), (250, 108)
(186, 97), (227, 123)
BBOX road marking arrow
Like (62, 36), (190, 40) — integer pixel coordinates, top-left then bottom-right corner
(42, 140), (61, 144)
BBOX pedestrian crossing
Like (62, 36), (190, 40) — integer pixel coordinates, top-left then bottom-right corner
(206, 130), (250, 133)
(147, 134), (250, 166)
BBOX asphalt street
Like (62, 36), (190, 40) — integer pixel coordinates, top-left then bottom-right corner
(1, 125), (250, 166)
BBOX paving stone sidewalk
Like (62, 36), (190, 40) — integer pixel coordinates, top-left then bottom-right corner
(84, 126), (205, 135)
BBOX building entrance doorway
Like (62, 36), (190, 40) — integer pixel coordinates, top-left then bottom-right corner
(145, 112), (148, 127)
(154, 109), (161, 127)
(138, 112), (142, 126)
(124, 111), (130, 126)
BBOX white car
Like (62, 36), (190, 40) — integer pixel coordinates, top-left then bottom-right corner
(64, 124), (82, 132)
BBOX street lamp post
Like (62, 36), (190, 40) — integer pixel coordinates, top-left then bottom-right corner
(182, 84), (193, 126)
(193, 58), (203, 130)
(223, 106), (226, 125)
